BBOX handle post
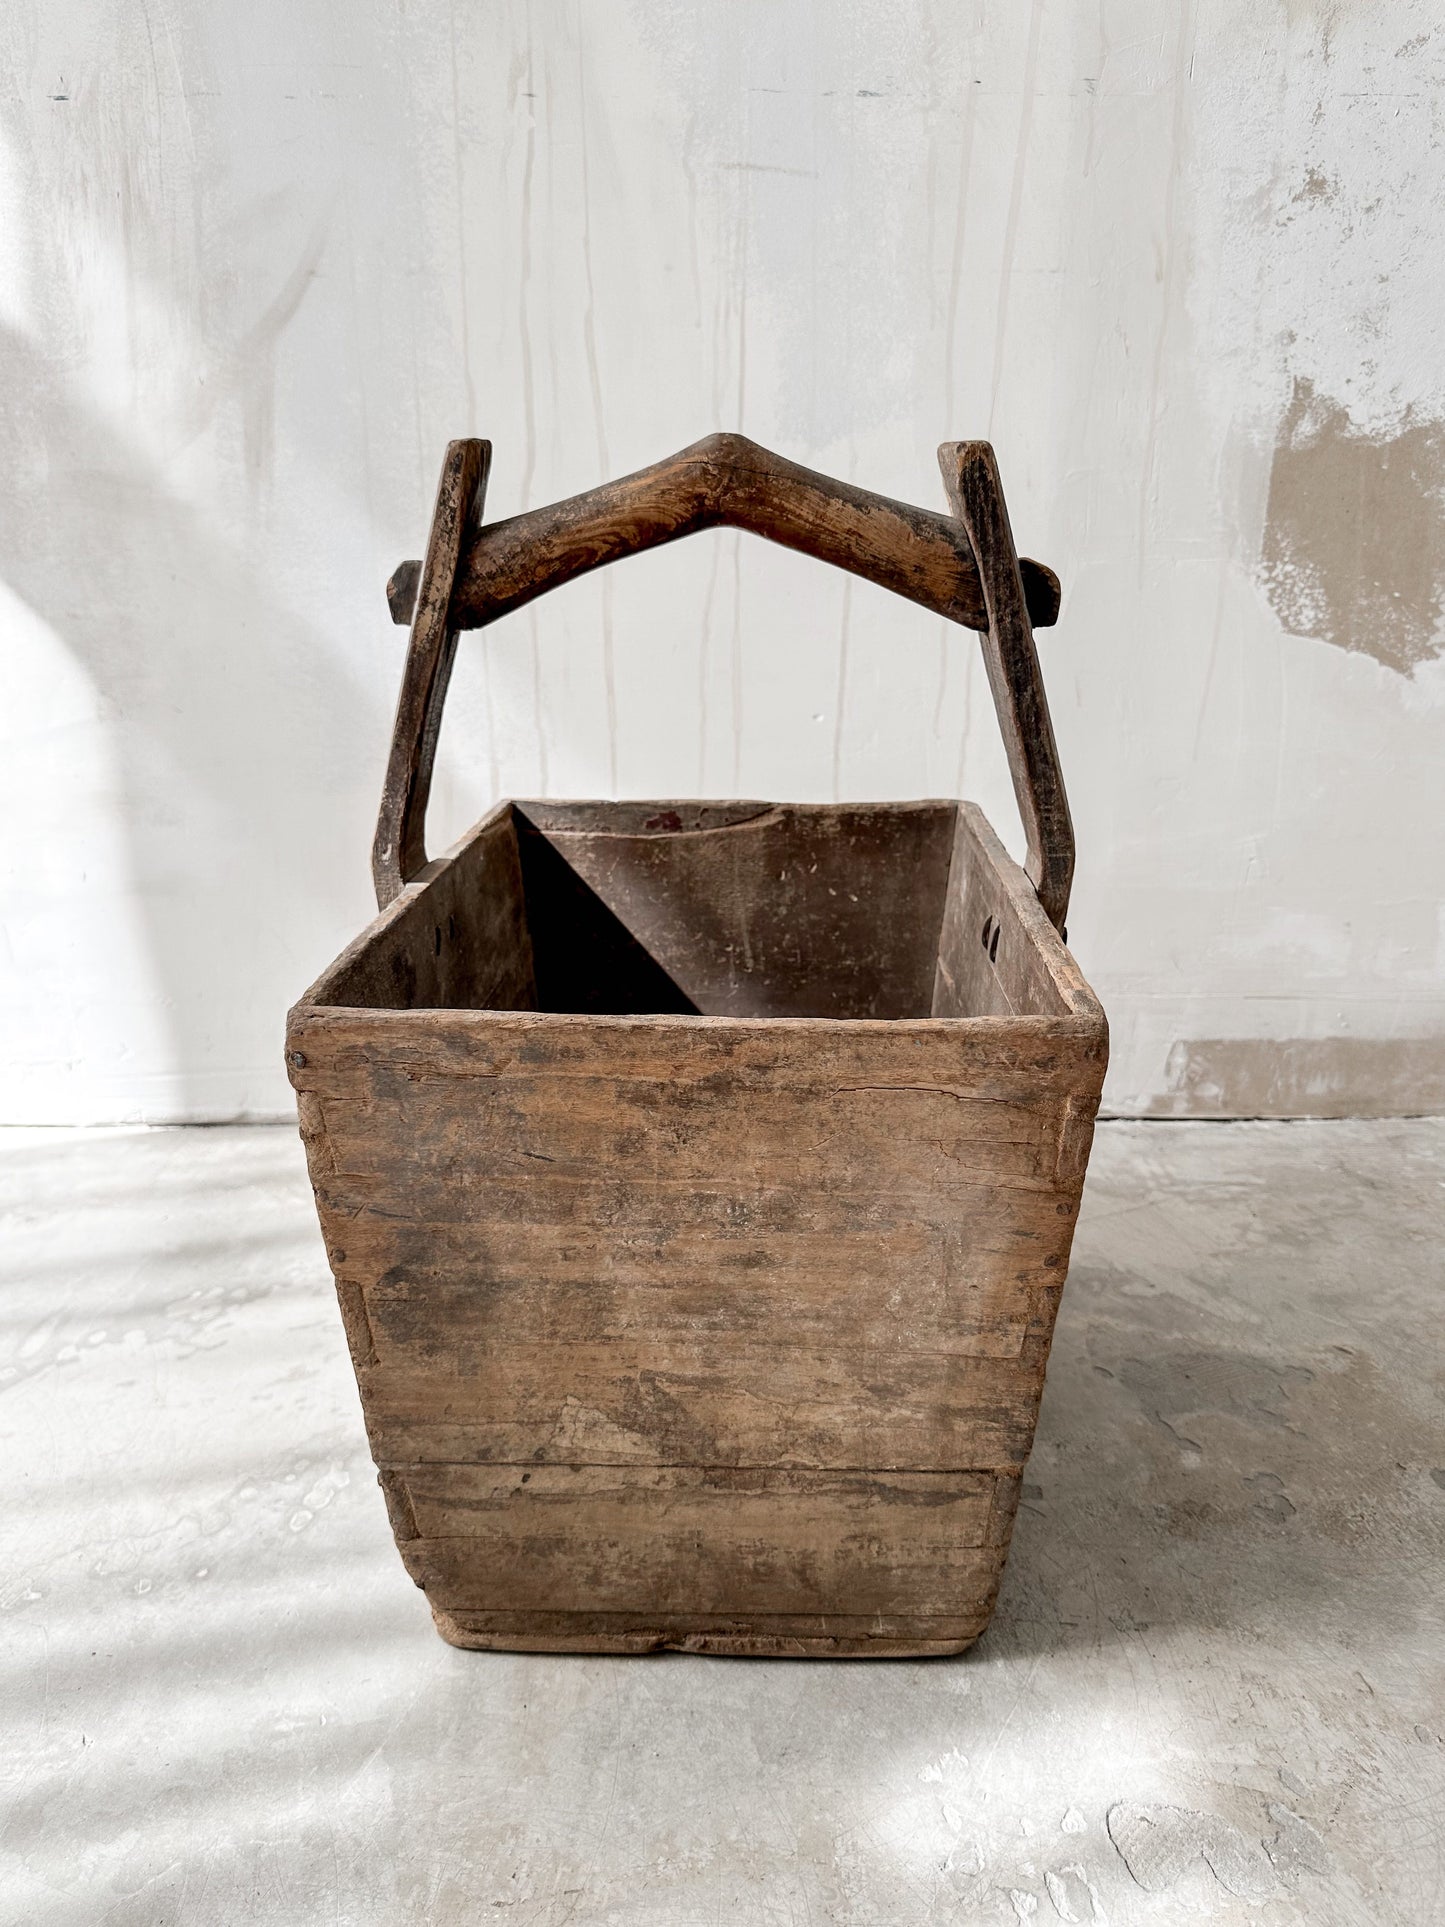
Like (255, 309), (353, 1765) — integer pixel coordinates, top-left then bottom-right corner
(372, 438), (491, 908)
(939, 440), (1074, 933)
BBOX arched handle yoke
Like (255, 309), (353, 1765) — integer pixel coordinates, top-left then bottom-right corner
(383, 433), (1061, 635)
(372, 434), (1074, 933)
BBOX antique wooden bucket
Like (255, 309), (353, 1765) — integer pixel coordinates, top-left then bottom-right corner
(287, 435), (1108, 1656)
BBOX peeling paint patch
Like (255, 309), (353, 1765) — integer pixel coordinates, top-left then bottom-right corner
(1291, 166), (1335, 206)
(1043, 1864), (1099, 1921)
(1258, 378), (1445, 675)
(1107, 1803), (1275, 1901)
(1265, 1802), (1331, 1881)
(1160, 1037), (1445, 1118)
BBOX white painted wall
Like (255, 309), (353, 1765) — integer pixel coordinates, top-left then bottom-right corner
(3, 0), (1443, 1123)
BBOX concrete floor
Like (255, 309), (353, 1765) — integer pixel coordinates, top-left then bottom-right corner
(1, 1120), (1442, 1926)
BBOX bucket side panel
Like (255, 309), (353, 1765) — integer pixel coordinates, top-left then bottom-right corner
(933, 806), (1091, 1021)
(289, 1010), (1105, 1652)
(318, 805), (536, 1013)
(515, 801), (958, 1020)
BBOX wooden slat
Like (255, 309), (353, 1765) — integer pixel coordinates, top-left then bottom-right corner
(310, 1077), (1065, 1197)
(426, 1469), (1025, 1651)
(315, 1171), (1047, 1239)
(355, 1340), (1048, 1471)
(391, 1463), (1000, 1617)
(429, 1608), (996, 1656)
(291, 1005), (1103, 1094)
(345, 1215), (1044, 1361)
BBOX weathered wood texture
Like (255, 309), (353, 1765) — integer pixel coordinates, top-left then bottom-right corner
(384, 432), (1062, 636)
(289, 802), (1107, 1656)
(329, 803), (535, 1014)
(515, 799), (959, 1017)
(373, 438), (1075, 923)
(941, 441), (1074, 933)
(296, 435), (1099, 1656)
(372, 438), (491, 909)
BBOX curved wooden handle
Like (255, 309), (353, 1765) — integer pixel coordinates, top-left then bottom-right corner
(385, 432), (1061, 635)
(372, 435), (1072, 924)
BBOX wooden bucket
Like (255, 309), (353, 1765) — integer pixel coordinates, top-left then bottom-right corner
(288, 435), (1107, 1656)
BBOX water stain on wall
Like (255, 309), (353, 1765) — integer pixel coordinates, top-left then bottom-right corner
(1257, 377), (1445, 675)
(1159, 1036), (1445, 1117)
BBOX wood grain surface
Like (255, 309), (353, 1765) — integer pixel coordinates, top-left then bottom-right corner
(941, 441), (1075, 933)
(384, 432), (1062, 635)
(372, 437), (1072, 906)
(372, 438), (490, 909)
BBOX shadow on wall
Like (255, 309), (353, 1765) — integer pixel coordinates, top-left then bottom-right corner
(0, 319), (377, 1117)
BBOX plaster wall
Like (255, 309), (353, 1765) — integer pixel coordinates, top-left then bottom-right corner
(2, 0), (1442, 1122)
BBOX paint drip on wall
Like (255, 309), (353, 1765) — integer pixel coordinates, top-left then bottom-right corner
(1258, 377), (1445, 676)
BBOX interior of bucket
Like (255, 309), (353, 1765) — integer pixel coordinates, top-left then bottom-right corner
(312, 799), (1076, 1023)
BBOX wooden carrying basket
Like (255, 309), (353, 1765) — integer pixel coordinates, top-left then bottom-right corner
(287, 435), (1108, 1657)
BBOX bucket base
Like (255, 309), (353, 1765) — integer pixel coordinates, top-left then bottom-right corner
(430, 1605), (993, 1659)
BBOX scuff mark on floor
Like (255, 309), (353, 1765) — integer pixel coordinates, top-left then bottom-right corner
(1243, 1470), (1297, 1525)
(1116, 1347), (1314, 1441)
